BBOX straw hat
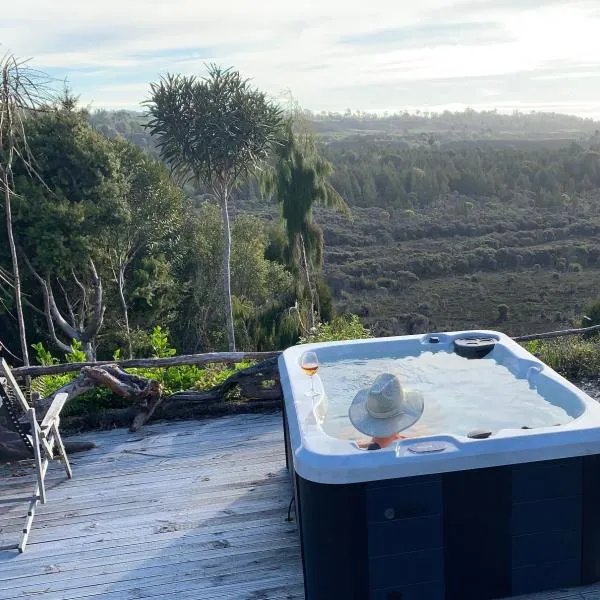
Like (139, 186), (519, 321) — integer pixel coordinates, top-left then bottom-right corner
(349, 373), (424, 437)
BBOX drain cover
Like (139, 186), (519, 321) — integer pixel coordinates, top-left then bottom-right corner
(407, 441), (448, 454)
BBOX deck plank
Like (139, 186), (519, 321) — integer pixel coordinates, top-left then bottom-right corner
(2, 412), (600, 600)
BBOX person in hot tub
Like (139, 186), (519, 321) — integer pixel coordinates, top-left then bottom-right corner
(349, 373), (424, 450)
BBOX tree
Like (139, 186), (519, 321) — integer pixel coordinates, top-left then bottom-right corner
(27, 257), (105, 361)
(174, 202), (293, 352)
(100, 140), (184, 358)
(262, 117), (349, 328)
(0, 55), (54, 366)
(10, 100), (121, 360)
(145, 65), (283, 350)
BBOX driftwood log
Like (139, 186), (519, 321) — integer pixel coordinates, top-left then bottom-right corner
(13, 351), (281, 378)
(34, 357), (281, 433)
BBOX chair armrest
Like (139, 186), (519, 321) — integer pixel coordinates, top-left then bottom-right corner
(40, 393), (69, 431)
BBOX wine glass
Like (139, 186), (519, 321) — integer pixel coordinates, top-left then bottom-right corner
(300, 351), (320, 399)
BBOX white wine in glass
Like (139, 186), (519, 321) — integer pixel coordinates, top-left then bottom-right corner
(300, 351), (320, 398)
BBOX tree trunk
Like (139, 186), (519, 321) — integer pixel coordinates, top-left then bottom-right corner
(117, 266), (133, 359)
(220, 187), (236, 351)
(3, 172), (29, 367)
(82, 340), (96, 362)
(299, 233), (316, 330)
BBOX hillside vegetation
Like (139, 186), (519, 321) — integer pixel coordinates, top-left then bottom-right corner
(89, 109), (600, 338)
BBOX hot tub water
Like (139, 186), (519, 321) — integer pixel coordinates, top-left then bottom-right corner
(316, 351), (573, 440)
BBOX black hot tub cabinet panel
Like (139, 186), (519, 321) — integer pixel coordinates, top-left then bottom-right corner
(293, 455), (600, 600)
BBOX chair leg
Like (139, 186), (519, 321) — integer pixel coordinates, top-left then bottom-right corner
(52, 421), (72, 480)
(29, 408), (47, 504)
(18, 495), (39, 553)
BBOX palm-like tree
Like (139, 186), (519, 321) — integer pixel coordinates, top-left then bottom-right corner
(145, 66), (282, 351)
(263, 118), (350, 328)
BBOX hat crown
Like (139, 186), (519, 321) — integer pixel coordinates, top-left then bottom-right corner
(366, 373), (405, 419)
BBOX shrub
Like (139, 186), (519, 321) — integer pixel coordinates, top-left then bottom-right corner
(524, 337), (600, 379)
(29, 327), (255, 415)
(299, 314), (372, 344)
(418, 302), (430, 315)
(552, 272), (560, 280)
(404, 313), (430, 335)
(497, 304), (509, 321)
(582, 297), (600, 331)
(30, 342), (85, 399)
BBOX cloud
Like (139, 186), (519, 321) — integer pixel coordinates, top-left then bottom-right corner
(1, 0), (599, 116)
(340, 22), (511, 48)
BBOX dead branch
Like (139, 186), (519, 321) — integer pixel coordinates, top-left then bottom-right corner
(81, 364), (160, 405)
(167, 357), (279, 403)
(81, 259), (105, 343)
(13, 351), (281, 377)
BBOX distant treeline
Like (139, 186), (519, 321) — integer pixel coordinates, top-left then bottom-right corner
(309, 108), (600, 139)
(89, 108), (600, 155)
(326, 142), (600, 210)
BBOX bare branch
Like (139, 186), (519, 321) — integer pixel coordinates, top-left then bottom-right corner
(57, 279), (77, 329)
(81, 259), (105, 342)
(45, 278), (79, 342)
(21, 254), (74, 352)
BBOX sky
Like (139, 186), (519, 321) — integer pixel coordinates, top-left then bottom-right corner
(1, 0), (600, 117)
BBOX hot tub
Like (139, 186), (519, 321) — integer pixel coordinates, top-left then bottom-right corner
(278, 330), (600, 600)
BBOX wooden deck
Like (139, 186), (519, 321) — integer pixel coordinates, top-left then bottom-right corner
(1, 412), (600, 600)
(0, 414), (303, 599)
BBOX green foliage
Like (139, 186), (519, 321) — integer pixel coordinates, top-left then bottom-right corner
(30, 342), (75, 399)
(31, 342), (59, 366)
(29, 328), (256, 412)
(524, 339), (540, 354)
(145, 65), (285, 351)
(260, 116), (349, 329)
(174, 202), (294, 352)
(66, 340), (88, 363)
(150, 326), (176, 358)
(12, 105), (121, 275)
(299, 314), (372, 344)
(5, 103), (600, 361)
(145, 66), (283, 188)
(263, 118), (350, 269)
(524, 337), (600, 379)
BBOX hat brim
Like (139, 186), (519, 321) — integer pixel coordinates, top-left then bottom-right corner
(348, 388), (424, 438)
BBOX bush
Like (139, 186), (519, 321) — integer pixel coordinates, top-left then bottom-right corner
(29, 327), (255, 416)
(30, 341), (85, 399)
(405, 313), (430, 335)
(497, 304), (509, 321)
(524, 337), (600, 379)
(299, 314), (372, 344)
(581, 297), (600, 332)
